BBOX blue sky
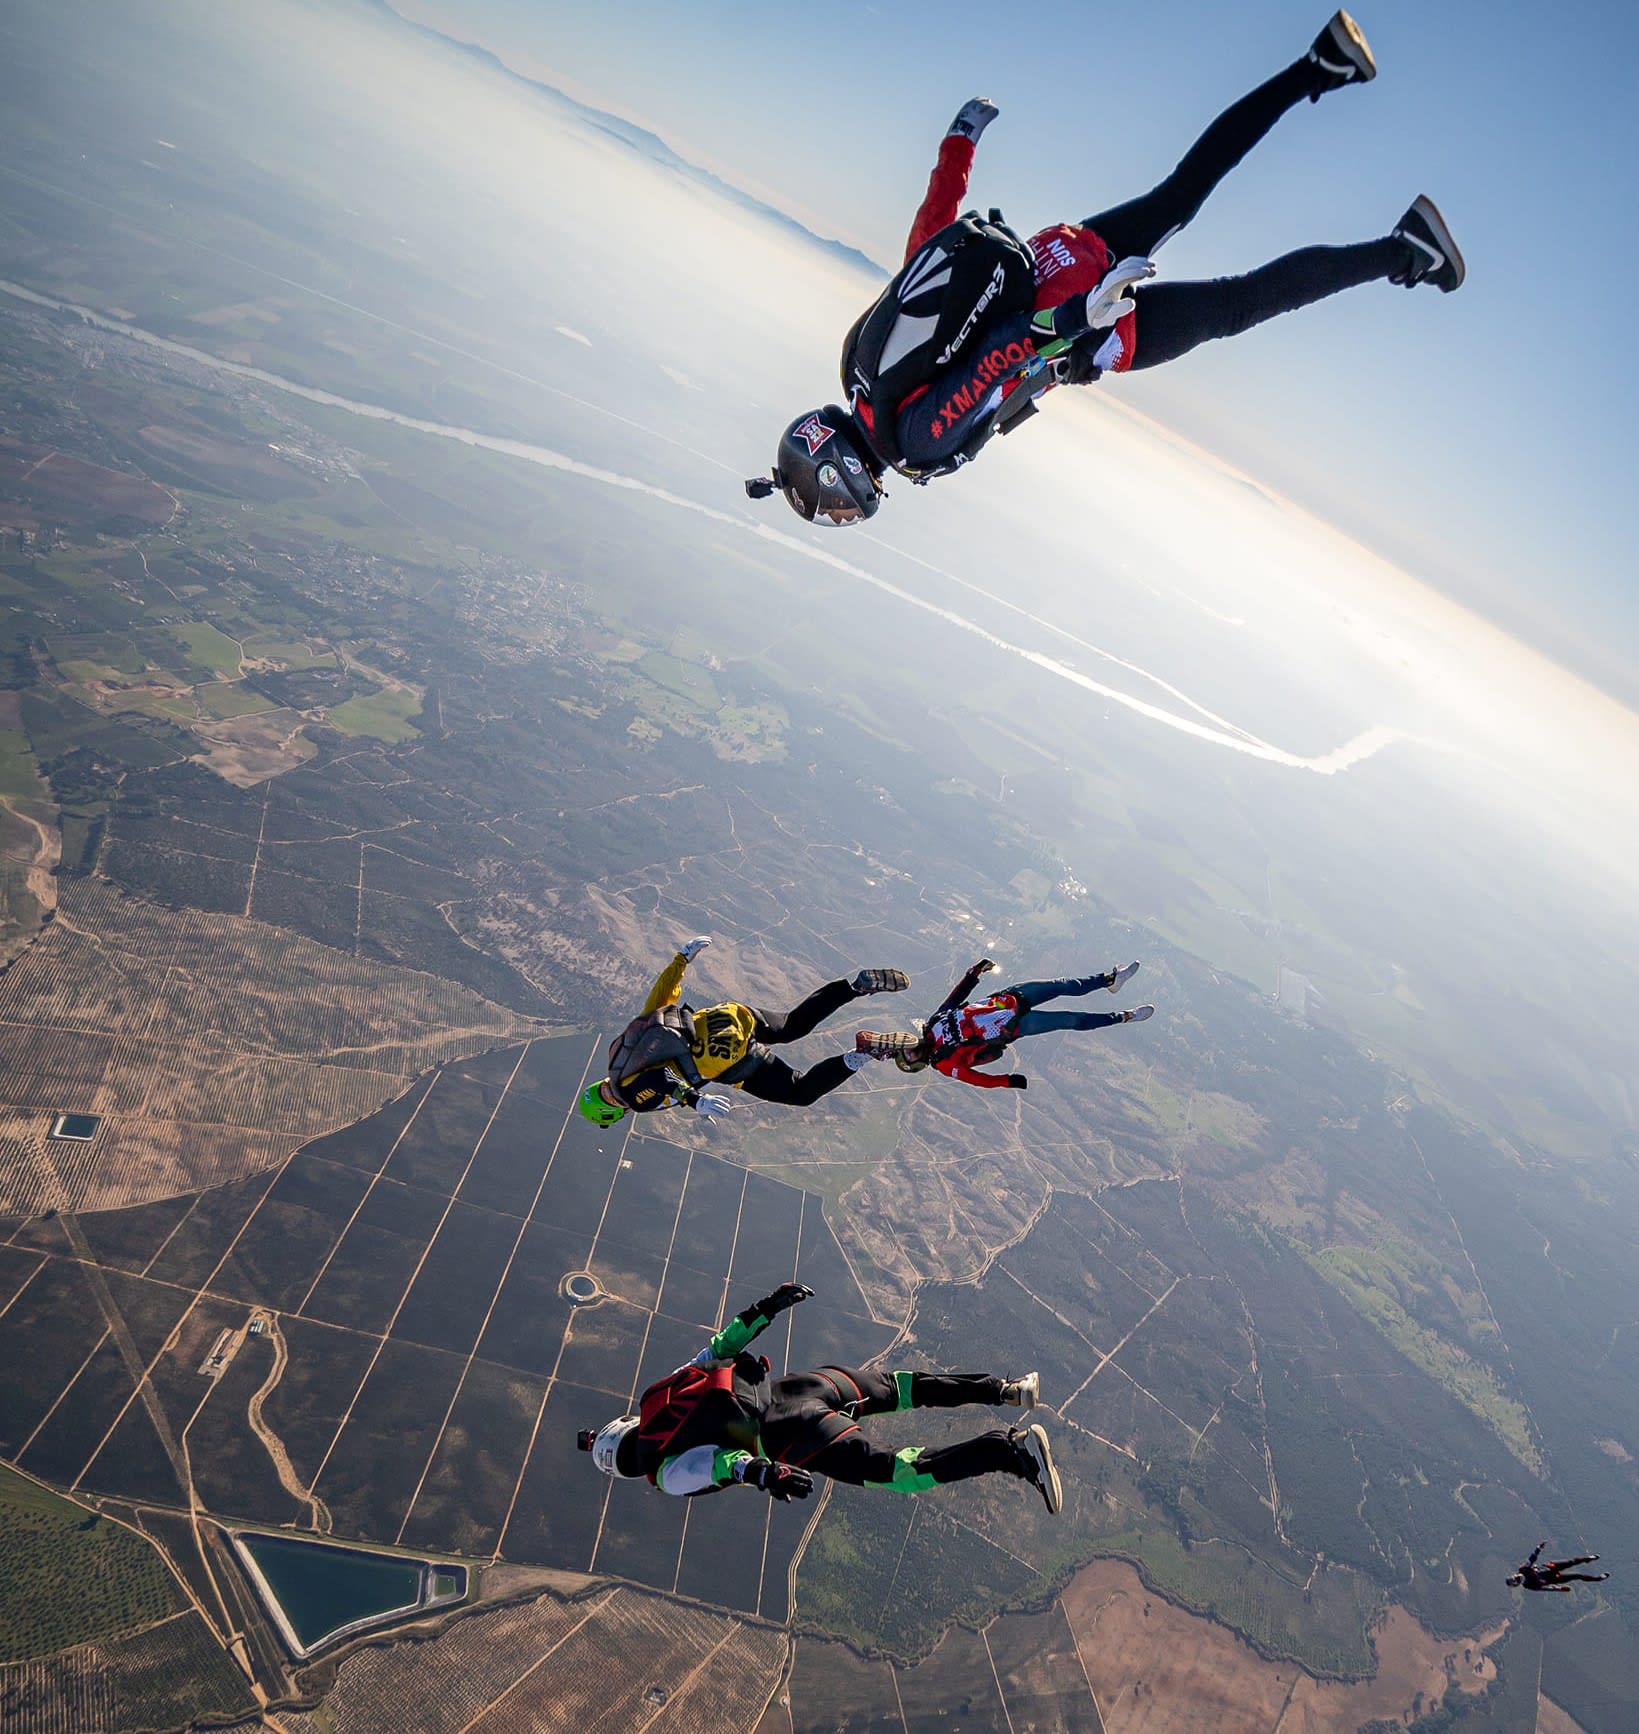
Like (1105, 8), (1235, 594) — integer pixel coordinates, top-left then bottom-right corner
(397, 0), (1638, 705)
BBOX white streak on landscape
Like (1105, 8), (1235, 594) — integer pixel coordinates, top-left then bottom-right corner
(0, 277), (1401, 776)
(861, 533), (1270, 747)
(554, 325), (591, 346)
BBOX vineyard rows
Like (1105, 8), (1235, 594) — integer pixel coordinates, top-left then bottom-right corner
(283, 1587), (785, 1734)
(0, 1650), (115, 1734)
(91, 1612), (251, 1729)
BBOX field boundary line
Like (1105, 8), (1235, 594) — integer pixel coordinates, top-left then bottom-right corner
(491, 1036), (607, 1562)
(66, 1162), (284, 1491)
(980, 1623), (1019, 1734)
(585, 1117), (711, 1576)
(754, 1187), (806, 1620)
(453, 1586), (619, 1734)
(583, 1115), (658, 1573)
(633, 1619), (741, 1730)
(307, 1041), (532, 1509)
(394, 1041), (542, 1544)
(1059, 1276), (1180, 1416)
(889, 1659), (910, 1733)
(140, 1192), (204, 1277)
(1057, 1599), (1109, 1733)
(716, 1167), (751, 1334)
(0, 1254), (45, 1317)
(243, 786), (269, 918)
(59, 1211), (191, 1495)
(291, 1072), (440, 1312)
(16, 1323), (113, 1461)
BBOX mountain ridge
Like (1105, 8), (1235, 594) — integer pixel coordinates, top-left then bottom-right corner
(371, 0), (885, 279)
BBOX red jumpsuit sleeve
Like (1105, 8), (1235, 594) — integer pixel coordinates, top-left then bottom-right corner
(934, 1050), (1014, 1089)
(904, 134), (974, 262)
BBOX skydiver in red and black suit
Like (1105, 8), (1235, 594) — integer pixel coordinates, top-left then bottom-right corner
(1507, 1541), (1609, 1593)
(747, 11), (1463, 526)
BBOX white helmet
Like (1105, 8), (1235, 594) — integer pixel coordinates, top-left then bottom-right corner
(581, 1415), (640, 1478)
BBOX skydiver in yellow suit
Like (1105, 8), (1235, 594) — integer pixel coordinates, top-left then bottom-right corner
(577, 937), (909, 1126)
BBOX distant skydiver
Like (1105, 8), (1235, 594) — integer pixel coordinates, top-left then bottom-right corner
(577, 1281), (1062, 1509)
(576, 936), (909, 1125)
(857, 958), (1152, 1090)
(1507, 1542), (1609, 1593)
(746, 11), (1463, 525)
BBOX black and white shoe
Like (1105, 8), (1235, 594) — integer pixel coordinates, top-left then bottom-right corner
(1307, 9), (1377, 99)
(1107, 962), (1140, 996)
(851, 968), (910, 996)
(1000, 1372), (1039, 1410)
(1011, 1424), (1062, 1514)
(1392, 196), (1465, 292)
(1122, 1005), (1155, 1024)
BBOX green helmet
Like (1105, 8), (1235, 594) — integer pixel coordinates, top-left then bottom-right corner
(578, 1080), (627, 1127)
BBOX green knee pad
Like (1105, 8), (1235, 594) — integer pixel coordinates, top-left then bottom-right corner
(893, 1370), (915, 1412)
(865, 1446), (939, 1495)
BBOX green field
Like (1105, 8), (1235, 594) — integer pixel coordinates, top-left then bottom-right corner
(1310, 1246), (1541, 1472)
(328, 686), (422, 742)
(0, 731), (44, 802)
(244, 639), (337, 670)
(173, 620), (243, 679)
(198, 682), (278, 719)
(0, 1466), (186, 1663)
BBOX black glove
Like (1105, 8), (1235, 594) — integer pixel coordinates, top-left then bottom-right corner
(1052, 337), (1105, 386)
(1009, 1074), (1028, 1090)
(753, 1282), (814, 1319)
(746, 1458), (814, 1501)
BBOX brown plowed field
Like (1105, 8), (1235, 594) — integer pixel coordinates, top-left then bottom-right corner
(0, 440), (177, 526)
(0, 878), (538, 1215)
(1061, 1559), (1502, 1734)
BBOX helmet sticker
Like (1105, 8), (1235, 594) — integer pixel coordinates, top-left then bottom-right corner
(818, 463), (840, 487)
(793, 414), (835, 455)
(841, 453), (863, 475)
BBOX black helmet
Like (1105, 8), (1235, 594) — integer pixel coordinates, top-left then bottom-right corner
(747, 406), (881, 526)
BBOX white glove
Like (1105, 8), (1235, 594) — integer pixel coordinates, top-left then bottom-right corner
(947, 98), (998, 143)
(680, 936), (711, 962)
(692, 1091), (733, 1120)
(1091, 330), (1125, 372)
(1084, 256), (1156, 330)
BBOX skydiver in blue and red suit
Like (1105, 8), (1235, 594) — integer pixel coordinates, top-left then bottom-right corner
(860, 958), (1154, 1092)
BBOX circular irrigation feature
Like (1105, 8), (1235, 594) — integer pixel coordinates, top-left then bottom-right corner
(561, 1270), (604, 1307)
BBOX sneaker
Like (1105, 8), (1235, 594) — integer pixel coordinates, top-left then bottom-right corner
(1011, 1424), (1062, 1514)
(1000, 1371), (1039, 1409)
(1307, 9), (1376, 99)
(851, 968), (910, 996)
(1392, 196), (1465, 292)
(1107, 961), (1140, 996)
(854, 1029), (921, 1059)
(1122, 1004), (1155, 1024)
